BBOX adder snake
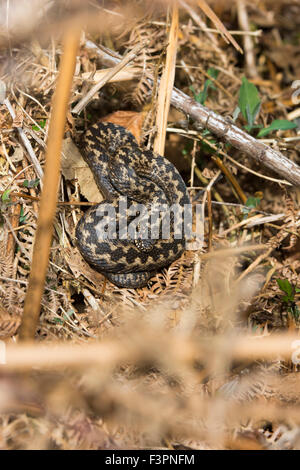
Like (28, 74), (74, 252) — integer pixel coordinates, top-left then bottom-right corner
(75, 122), (191, 288)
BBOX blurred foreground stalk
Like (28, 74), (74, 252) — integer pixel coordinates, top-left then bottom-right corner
(19, 29), (80, 341)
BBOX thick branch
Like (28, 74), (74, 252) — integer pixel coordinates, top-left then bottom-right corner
(171, 88), (300, 186)
(84, 40), (300, 187)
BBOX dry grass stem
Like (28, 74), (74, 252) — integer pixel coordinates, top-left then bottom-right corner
(154, 3), (179, 155)
(19, 28), (80, 341)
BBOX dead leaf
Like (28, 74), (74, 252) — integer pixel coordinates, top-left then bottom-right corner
(11, 145), (24, 163)
(64, 247), (105, 287)
(62, 112), (146, 202)
(12, 108), (23, 128)
(61, 137), (103, 203)
(101, 111), (145, 144)
(202, 168), (218, 180)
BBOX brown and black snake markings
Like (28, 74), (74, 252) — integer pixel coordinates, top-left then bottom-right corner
(75, 122), (191, 288)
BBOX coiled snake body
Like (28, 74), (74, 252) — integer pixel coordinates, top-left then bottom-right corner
(76, 122), (190, 288)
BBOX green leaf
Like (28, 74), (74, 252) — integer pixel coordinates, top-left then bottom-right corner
(182, 140), (194, 156)
(190, 85), (207, 105)
(23, 178), (40, 189)
(190, 69), (219, 105)
(63, 309), (75, 321)
(52, 317), (64, 325)
(242, 195), (261, 217)
(245, 124), (262, 132)
(257, 119), (297, 138)
(202, 81), (212, 103)
(32, 119), (46, 131)
(238, 77), (261, 128)
(291, 305), (300, 320)
(1, 189), (11, 203)
(207, 67), (219, 80)
(19, 206), (27, 224)
(200, 140), (217, 155)
(245, 196), (261, 208)
(190, 86), (201, 103)
(276, 279), (294, 301)
(195, 130), (217, 155)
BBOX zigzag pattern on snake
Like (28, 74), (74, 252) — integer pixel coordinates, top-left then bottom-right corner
(75, 122), (191, 288)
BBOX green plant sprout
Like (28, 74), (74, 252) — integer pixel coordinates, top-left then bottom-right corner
(276, 278), (300, 321)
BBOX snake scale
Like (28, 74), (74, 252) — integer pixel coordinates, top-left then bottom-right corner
(75, 122), (191, 288)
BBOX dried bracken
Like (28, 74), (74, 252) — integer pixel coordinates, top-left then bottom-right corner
(0, 0), (299, 450)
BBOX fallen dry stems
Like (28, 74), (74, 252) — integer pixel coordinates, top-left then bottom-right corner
(0, 190), (97, 206)
(84, 40), (300, 186)
(72, 42), (145, 115)
(1, 95), (44, 181)
(179, 0), (228, 67)
(19, 29), (80, 341)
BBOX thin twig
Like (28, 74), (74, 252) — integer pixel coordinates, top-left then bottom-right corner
(166, 127), (292, 186)
(150, 21), (262, 36)
(171, 88), (300, 186)
(212, 155), (247, 204)
(0, 275), (68, 297)
(236, 0), (257, 78)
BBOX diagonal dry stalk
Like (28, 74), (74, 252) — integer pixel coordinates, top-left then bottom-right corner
(154, 2), (179, 155)
(19, 29), (80, 341)
(195, 0), (242, 53)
